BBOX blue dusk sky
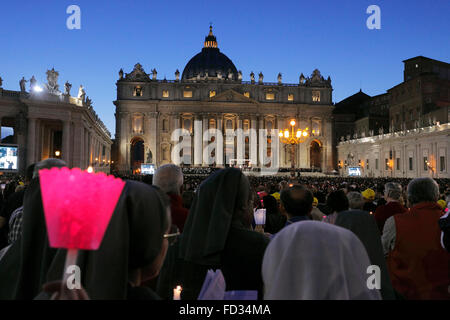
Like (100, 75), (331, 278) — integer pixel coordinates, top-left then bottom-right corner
(0, 0), (449, 137)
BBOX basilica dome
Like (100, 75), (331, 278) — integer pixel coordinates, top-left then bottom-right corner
(182, 26), (238, 81)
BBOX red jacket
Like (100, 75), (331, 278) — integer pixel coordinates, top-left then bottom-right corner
(374, 201), (408, 233)
(387, 202), (450, 300)
(168, 193), (189, 232)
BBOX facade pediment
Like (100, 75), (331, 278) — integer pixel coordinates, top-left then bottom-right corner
(207, 89), (256, 103)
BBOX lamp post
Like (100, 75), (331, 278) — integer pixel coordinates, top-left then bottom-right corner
(279, 119), (309, 178)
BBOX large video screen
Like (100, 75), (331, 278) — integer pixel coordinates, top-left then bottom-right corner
(141, 163), (155, 175)
(0, 145), (18, 171)
(348, 167), (361, 176)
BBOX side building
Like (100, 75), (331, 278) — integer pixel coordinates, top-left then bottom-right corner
(337, 56), (450, 178)
(0, 69), (112, 174)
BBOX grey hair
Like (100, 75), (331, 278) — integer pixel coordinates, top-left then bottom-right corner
(32, 158), (67, 178)
(407, 178), (439, 206)
(347, 191), (364, 210)
(384, 182), (402, 200)
(153, 164), (183, 195)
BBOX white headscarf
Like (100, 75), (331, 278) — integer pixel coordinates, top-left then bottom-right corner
(262, 221), (381, 300)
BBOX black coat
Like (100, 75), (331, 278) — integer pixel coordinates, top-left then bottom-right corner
(157, 226), (269, 300)
(0, 178), (167, 300)
(157, 168), (269, 300)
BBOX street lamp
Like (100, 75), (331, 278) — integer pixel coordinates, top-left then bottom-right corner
(54, 150), (61, 158)
(279, 119), (309, 177)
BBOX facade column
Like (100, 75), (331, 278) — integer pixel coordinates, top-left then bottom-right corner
(325, 118), (333, 172)
(202, 115), (208, 166)
(215, 114), (221, 167)
(149, 112), (157, 165)
(236, 117), (244, 165)
(250, 116), (258, 167)
(277, 117), (285, 167)
(194, 114), (203, 166)
(27, 117), (36, 167)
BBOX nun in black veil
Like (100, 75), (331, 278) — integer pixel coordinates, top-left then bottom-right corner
(0, 174), (171, 300)
(157, 168), (270, 300)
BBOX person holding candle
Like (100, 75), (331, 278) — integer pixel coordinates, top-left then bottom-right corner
(157, 168), (269, 300)
(262, 195), (285, 234)
(0, 173), (172, 300)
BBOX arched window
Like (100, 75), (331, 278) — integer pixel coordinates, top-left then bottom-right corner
(226, 119), (233, 130)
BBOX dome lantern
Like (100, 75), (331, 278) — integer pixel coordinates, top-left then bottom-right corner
(204, 25), (218, 48)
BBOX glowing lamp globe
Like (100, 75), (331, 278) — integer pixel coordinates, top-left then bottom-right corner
(290, 120), (296, 126)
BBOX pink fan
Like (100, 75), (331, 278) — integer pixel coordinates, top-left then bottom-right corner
(39, 167), (125, 286)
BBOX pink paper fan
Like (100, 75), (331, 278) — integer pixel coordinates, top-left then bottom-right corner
(39, 167), (125, 250)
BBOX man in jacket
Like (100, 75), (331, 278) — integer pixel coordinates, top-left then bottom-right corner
(374, 182), (408, 233)
(382, 177), (450, 299)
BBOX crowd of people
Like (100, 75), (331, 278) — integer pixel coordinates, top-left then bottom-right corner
(0, 160), (449, 300)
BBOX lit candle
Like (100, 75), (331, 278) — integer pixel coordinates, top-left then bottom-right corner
(173, 285), (182, 300)
(254, 209), (266, 225)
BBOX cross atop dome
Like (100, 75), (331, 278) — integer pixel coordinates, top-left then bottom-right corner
(204, 25), (218, 48)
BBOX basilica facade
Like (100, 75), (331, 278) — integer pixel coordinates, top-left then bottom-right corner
(113, 27), (334, 174)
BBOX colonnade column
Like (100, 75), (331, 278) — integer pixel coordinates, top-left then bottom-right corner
(62, 120), (71, 167)
(27, 117), (36, 167)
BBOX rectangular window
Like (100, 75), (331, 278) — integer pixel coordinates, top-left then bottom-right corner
(396, 158), (400, 170)
(265, 93), (275, 100)
(288, 94), (294, 101)
(375, 159), (379, 170)
(366, 159), (369, 170)
(385, 159), (389, 170)
(312, 91), (320, 102)
(423, 157), (428, 171)
(409, 157), (413, 170)
(440, 156), (445, 171)
(162, 90), (169, 98)
(183, 91), (192, 98)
